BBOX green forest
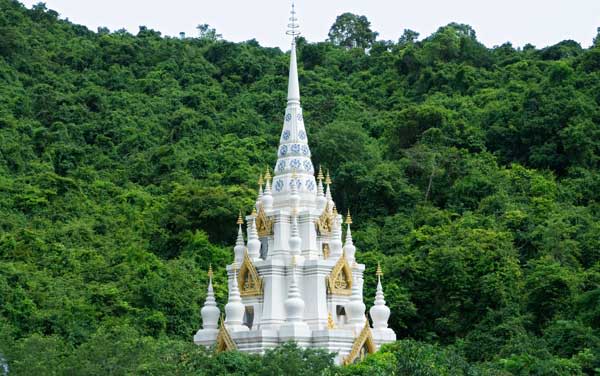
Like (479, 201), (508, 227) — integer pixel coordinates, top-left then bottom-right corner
(1, 1), (600, 374)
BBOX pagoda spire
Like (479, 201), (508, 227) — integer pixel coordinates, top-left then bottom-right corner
(200, 265), (220, 330)
(271, 1), (316, 204)
(225, 263), (248, 332)
(234, 211), (246, 264)
(286, 1), (300, 104)
(370, 263), (392, 331)
(343, 209), (356, 263)
(247, 211), (261, 260)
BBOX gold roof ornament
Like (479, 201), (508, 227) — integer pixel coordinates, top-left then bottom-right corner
(345, 210), (353, 225)
(256, 204), (273, 237)
(208, 264), (213, 279)
(376, 262), (383, 278)
(238, 249), (263, 297)
(327, 252), (353, 296)
(251, 207), (257, 217)
(237, 210), (244, 225)
(325, 170), (332, 185)
(317, 166), (324, 182)
(216, 314), (237, 353)
(315, 202), (334, 236)
(342, 317), (376, 365)
(264, 167), (272, 182)
(327, 312), (336, 329)
(258, 174), (264, 187)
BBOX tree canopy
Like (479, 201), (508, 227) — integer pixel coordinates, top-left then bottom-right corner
(1, 1), (600, 374)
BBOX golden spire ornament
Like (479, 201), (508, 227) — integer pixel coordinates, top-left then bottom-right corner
(237, 210), (244, 225)
(325, 170), (332, 185)
(264, 167), (272, 182)
(376, 262), (383, 278)
(258, 174), (264, 187)
(317, 166), (324, 182)
(345, 209), (353, 225)
(251, 207), (257, 216)
(208, 264), (213, 278)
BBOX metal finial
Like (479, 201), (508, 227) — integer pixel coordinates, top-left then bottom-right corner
(317, 166), (324, 182)
(376, 262), (383, 278)
(208, 264), (213, 278)
(251, 207), (257, 216)
(237, 210), (244, 225)
(345, 209), (352, 225)
(286, 1), (300, 39)
(325, 170), (332, 185)
(264, 167), (272, 182)
(258, 174), (264, 186)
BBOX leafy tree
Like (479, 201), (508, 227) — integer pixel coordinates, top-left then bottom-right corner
(327, 13), (378, 49)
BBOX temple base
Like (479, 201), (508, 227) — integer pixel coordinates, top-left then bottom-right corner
(194, 327), (395, 365)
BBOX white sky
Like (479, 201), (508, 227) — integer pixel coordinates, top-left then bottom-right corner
(20, 0), (600, 49)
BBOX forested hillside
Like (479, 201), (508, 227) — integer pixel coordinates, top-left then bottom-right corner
(1, 1), (600, 374)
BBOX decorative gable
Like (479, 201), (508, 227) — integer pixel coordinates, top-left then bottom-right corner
(238, 250), (263, 297)
(327, 253), (353, 296)
(342, 319), (376, 365)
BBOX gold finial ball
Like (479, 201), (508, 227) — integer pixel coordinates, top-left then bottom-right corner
(376, 262), (383, 277)
(345, 209), (353, 225)
(237, 210), (244, 225)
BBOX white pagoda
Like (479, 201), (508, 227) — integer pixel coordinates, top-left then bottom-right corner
(193, 5), (396, 365)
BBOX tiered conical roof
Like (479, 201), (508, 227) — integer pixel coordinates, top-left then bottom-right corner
(271, 39), (316, 206)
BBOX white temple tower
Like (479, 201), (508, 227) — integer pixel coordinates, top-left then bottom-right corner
(193, 3), (396, 365)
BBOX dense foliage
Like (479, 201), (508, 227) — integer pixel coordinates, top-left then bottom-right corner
(1, 1), (600, 374)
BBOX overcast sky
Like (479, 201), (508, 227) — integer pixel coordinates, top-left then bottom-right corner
(20, 0), (600, 50)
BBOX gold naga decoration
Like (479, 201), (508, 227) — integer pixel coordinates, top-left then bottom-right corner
(326, 251), (353, 296)
(238, 249), (263, 297)
(342, 318), (376, 365)
(216, 315), (237, 353)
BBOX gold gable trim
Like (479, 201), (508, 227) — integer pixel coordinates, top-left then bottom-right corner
(216, 316), (237, 353)
(326, 253), (352, 296)
(256, 204), (273, 237)
(342, 319), (376, 365)
(238, 250), (263, 297)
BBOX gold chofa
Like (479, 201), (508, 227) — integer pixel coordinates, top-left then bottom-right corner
(255, 204), (273, 237)
(316, 202), (334, 236)
(342, 319), (376, 365)
(238, 250), (263, 297)
(216, 315), (237, 353)
(327, 253), (352, 296)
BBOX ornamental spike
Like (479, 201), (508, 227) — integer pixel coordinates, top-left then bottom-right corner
(345, 209), (353, 225)
(317, 166), (324, 182)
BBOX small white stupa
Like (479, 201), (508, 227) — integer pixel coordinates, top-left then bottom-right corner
(193, 2), (395, 364)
